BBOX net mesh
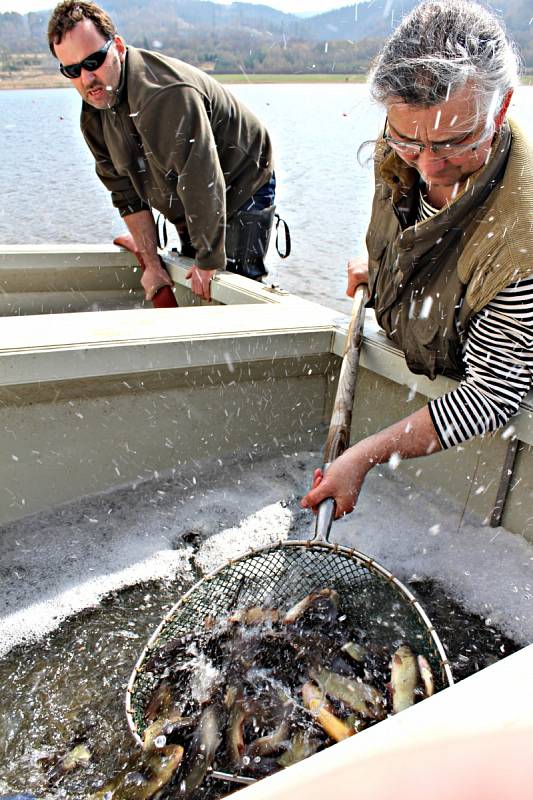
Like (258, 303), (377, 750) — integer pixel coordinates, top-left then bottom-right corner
(128, 541), (451, 740)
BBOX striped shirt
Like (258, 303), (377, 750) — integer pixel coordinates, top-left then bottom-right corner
(418, 189), (533, 449)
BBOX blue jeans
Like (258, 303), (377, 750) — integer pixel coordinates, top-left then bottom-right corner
(239, 173), (276, 212)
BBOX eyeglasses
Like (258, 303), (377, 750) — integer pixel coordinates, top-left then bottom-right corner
(384, 129), (491, 160)
(59, 39), (113, 79)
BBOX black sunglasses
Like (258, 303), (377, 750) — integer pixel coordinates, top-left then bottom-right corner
(59, 38), (113, 79)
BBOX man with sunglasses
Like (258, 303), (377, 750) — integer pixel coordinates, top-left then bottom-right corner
(302, 0), (532, 518)
(48, 1), (277, 303)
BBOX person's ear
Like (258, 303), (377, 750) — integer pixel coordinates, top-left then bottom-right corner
(114, 35), (127, 62)
(494, 90), (513, 130)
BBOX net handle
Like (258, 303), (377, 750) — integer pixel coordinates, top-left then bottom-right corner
(315, 284), (368, 543)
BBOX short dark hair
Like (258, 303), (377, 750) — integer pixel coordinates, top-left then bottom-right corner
(48, 1), (116, 57)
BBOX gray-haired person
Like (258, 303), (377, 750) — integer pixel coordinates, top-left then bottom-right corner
(48, 1), (279, 303)
(302, 0), (532, 516)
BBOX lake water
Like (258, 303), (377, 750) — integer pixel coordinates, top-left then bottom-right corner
(2, 83), (531, 314)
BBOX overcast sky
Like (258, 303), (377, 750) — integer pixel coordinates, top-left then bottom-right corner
(1, 0), (348, 14)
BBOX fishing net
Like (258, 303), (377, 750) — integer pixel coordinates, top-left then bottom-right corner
(127, 538), (453, 779)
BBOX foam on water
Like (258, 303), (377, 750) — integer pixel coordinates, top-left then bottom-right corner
(0, 549), (191, 657)
(194, 501), (293, 574)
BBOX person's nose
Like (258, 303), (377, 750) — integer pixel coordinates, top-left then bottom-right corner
(80, 68), (96, 86)
(416, 146), (447, 177)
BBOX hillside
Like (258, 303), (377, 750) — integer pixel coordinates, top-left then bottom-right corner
(0, 0), (531, 82)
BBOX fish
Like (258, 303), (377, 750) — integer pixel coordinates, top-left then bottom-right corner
(47, 744), (91, 782)
(224, 685), (238, 709)
(177, 705), (222, 798)
(390, 645), (419, 713)
(143, 633), (200, 673)
(90, 744), (183, 800)
(246, 717), (290, 758)
(144, 679), (174, 724)
(140, 745), (184, 798)
(226, 693), (269, 767)
(226, 693), (246, 766)
(284, 629), (339, 661)
(344, 713), (371, 734)
(417, 654), (435, 698)
(301, 682), (354, 742)
(224, 628), (300, 678)
(227, 687), (293, 765)
(133, 589), (442, 791)
(283, 589), (339, 625)
(228, 606), (280, 626)
(277, 731), (322, 767)
(310, 667), (387, 720)
(341, 641), (367, 663)
(142, 710), (195, 751)
(329, 653), (364, 677)
(241, 755), (282, 778)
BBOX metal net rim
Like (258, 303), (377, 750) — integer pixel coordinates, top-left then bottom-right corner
(125, 538), (454, 743)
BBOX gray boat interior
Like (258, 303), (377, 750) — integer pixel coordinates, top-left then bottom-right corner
(1, 245), (532, 541)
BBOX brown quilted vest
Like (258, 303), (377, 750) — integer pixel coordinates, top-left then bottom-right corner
(366, 119), (533, 380)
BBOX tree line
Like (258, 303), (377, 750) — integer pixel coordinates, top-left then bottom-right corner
(0, 2), (531, 74)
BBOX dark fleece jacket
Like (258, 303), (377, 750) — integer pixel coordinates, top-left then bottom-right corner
(81, 46), (273, 269)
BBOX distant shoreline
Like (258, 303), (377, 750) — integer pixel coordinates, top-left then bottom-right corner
(215, 73), (367, 84)
(0, 72), (367, 90)
(2, 71), (530, 91)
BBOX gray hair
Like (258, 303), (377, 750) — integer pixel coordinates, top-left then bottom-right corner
(369, 0), (520, 118)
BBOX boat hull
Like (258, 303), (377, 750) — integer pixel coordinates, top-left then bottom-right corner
(1, 245), (531, 540)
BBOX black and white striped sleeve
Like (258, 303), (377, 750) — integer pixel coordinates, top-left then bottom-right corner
(428, 276), (533, 450)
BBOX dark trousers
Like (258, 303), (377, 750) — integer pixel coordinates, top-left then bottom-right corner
(178, 174), (277, 280)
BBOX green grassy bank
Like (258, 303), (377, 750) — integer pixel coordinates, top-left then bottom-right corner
(0, 71), (367, 90)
